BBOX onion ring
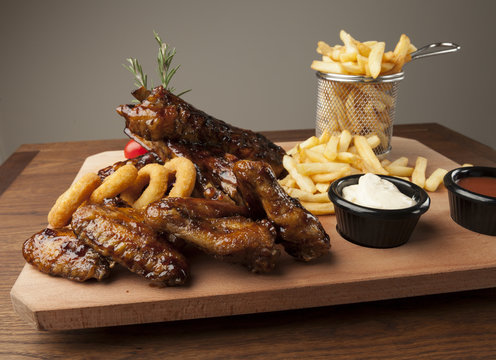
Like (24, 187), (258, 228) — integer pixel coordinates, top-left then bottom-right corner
(125, 164), (169, 209)
(89, 164), (138, 204)
(48, 173), (102, 228)
(164, 157), (196, 197)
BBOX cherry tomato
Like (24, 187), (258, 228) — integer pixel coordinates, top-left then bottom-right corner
(124, 139), (148, 159)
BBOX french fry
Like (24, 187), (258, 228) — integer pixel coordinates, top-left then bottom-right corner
(336, 152), (359, 163)
(366, 134), (381, 149)
(278, 174), (293, 187)
(286, 144), (299, 156)
(318, 130), (331, 144)
(300, 201), (335, 215)
(296, 162), (350, 176)
(283, 155), (316, 193)
(390, 34), (411, 73)
(311, 60), (344, 74)
(411, 156), (427, 188)
(390, 156), (409, 167)
(311, 166), (352, 183)
(363, 41), (378, 47)
(310, 143), (326, 153)
(369, 42), (385, 78)
(302, 148), (328, 163)
(357, 54), (370, 75)
(324, 135), (339, 161)
(317, 41), (333, 57)
(425, 168), (448, 192)
(381, 159), (392, 167)
(338, 130), (353, 152)
(385, 165), (414, 177)
(285, 177), (297, 188)
(299, 136), (320, 149)
(353, 135), (388, 175)
(341, 61), (363, 75)
(356, 42), (373, 57)
(330, 45), (344, 61)
(383, 51), (394, 62)
(315, 183), (330, 193)
(339, 30), (358, 63)
(380, 61), (395, 73)
(285, 187), (332, 203)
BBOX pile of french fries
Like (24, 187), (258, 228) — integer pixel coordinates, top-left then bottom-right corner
(312, 30), (417, 152)
(311, 30), (417, 78)
(280, 130), (451, 216)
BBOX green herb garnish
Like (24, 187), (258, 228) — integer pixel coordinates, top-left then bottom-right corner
(123, 58), (148, 89)
(154, 31), (191, 97)
(123, 31), (190, 97)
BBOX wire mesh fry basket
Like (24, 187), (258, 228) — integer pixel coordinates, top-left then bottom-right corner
(316, 71), (404, 155)
(314, 42), (461, 156)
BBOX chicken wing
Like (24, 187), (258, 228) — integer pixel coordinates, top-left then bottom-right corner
(71, 204), (189, 286)
(22, 227), (112, 282)
(145, 197), (280, 273)
(233, 160), (330, 261)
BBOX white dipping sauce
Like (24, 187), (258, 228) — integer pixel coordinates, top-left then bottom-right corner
(342, 173), (416, 209)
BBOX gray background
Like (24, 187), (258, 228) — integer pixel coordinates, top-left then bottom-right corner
(1, 0), (495, 164)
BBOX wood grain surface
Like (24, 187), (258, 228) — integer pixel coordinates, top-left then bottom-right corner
(1, 124), (496, 359)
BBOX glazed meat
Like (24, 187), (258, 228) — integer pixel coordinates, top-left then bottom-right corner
(163, 141), (242, 203)
(97, 151), (162, 180)
(233, 160), (330, 261)
(126, 133), (243, 204)
(147, 197), (250, 219)
(145, 197), (280, 273)
(116, 85), (286, 178)
(22, 227), (112, 282)
(71, 204), (189, 286)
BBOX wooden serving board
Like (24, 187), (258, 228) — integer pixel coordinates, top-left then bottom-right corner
(10, 137), (496, 330)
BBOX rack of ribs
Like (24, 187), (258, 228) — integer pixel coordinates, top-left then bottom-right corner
(116, 85), (287, 178)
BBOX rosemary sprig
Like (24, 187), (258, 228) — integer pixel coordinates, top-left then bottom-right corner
(123, 32), (190, 97)
(123, 58), (148, 89)
(154, 31), (191, 96)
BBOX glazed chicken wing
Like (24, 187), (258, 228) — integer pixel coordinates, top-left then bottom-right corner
(233, 160), (330, 261)
(71, 204), (189, 286)
(22, 227), (112, 282)
(145, 197), (280, 273)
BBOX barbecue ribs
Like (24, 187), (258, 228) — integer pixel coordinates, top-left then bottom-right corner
(116, 85), (286, 178)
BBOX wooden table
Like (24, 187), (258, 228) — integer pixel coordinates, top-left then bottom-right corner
(1, 123), (495, 359)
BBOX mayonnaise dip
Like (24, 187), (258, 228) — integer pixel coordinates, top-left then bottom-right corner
(342, 173), (416, 209)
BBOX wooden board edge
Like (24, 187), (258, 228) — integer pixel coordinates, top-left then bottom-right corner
(10, 283), (44, 331)
(29, 267), (496, 331)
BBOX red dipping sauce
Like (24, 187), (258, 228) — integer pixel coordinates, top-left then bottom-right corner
(457, 176), (496, 198)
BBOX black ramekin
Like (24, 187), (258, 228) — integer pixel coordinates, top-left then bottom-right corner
(328, 175), (431, 248)
(443, 166), (496, 236)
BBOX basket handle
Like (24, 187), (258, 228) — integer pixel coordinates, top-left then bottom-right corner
(410, 42), (461, 61)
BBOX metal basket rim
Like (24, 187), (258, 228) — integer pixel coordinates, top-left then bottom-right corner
(316, 71), (404, 83)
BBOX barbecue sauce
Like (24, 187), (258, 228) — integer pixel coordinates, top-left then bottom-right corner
(457, 176), (496, 198)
